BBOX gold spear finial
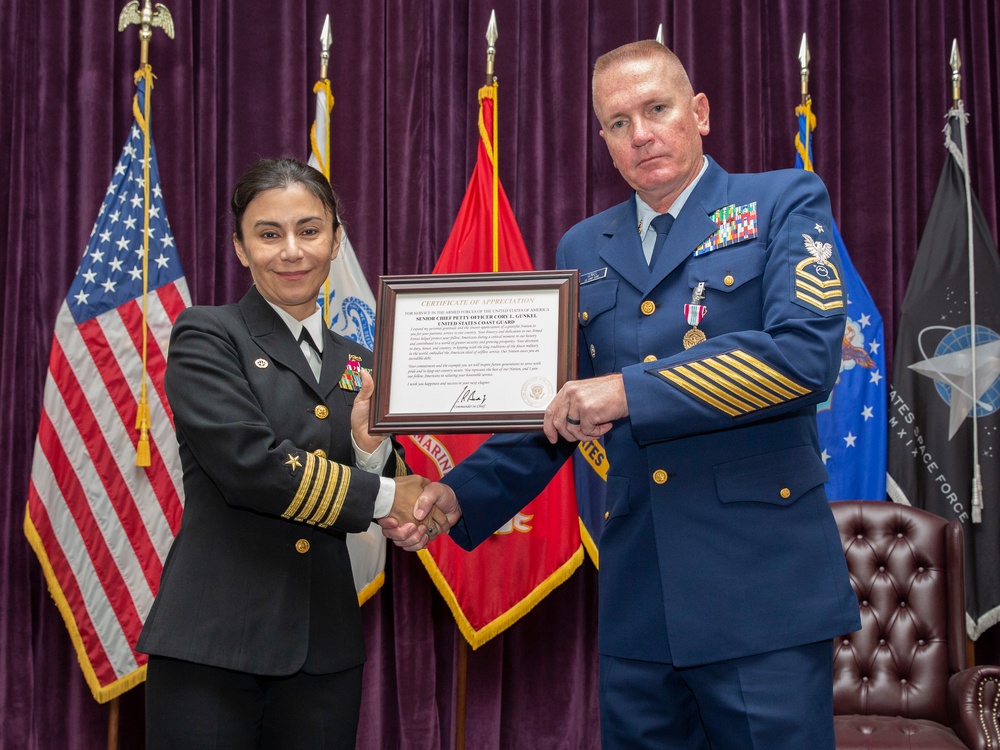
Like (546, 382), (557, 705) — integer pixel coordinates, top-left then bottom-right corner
(319, 15), (332, 80)
(950, 39), (962, 106)
(118, 0), (175, 66)
(486, 10), (498, 85)
(655, 23), (664, 45)
(798, 33), (810, 106)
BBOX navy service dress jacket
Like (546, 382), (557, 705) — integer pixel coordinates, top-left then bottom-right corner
(137, 286), (407, 676)
(442, 157), (862, 668)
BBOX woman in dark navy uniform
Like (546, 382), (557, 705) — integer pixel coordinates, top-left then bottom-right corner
(138, 159), (442, 749)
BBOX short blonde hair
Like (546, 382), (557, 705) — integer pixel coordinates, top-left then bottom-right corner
(592, 40), (694, 109)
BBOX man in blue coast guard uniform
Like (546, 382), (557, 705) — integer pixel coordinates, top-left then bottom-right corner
(385, 40), (861, 749)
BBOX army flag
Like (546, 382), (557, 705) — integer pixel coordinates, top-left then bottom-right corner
(308, 59), (384, 605)
(408, 84), (583, 647)
(24, 71), (189, 701)
(887, 106), (1000, 639)
(795, 98), (887, 500)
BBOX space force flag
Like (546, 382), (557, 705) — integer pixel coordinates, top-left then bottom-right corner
(887, 106), (1000, 639)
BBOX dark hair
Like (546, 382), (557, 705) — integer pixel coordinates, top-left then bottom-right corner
(231, 158), (342, 241)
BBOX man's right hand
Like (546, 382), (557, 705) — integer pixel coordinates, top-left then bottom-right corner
(379, 481), (463, 551)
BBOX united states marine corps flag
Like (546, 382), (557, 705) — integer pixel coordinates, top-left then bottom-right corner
(887, 44), (1000, 639)
(407, 15), (582, 647)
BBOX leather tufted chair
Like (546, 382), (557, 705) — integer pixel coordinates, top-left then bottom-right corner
(831, 500), (1000, 749)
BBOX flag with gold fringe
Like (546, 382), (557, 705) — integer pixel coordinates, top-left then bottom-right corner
(24, 68), (189, 702)
(308, 51), (384, 605)
(406, 84), (583, 647)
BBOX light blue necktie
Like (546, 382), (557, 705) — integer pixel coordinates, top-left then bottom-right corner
(649, 212), (675, 265)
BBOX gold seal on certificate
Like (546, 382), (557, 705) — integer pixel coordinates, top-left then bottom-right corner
(520, 376), (554, 407)
(369, 271), (579, 433)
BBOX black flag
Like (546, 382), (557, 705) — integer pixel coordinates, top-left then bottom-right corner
(887, 107), (1000, 640)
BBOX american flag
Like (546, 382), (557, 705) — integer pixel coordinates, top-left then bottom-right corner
(23, 74), (189, 702)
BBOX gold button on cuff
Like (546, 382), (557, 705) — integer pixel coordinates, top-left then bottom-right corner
(581, 311), (589, 322)
(643, 355), (657, 363)
(604, 511), (610, 520)
(313, 448), (327, 459)
(780, 487), (791, 499)
(589, 344), (596, 358)
(724, 274), (735, 287)
(641, 300), (656, 315)
(295, 539), (310, 554)
(313, 405), (330, 419)
(653, 470), (668, 484)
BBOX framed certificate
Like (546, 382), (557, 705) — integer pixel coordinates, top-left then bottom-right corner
(369, 270), (579, 433)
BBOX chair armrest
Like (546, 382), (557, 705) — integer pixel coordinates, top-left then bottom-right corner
(948, 666), (1000, 749)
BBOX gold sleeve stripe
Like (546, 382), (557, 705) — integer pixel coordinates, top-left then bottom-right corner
(716, 354), (799, 401)
(795, 259), (843, 288)
(282, 451), (316, 519)
(688, 361), (770, 409)
(393, 450), (408, 477)
(730, 350), (812, 395)
(307, 461), (340, 525)
(660, 349), (812, 417)
(673, 365), (758, 412)
(661, 369), (742, 417)
(795, 277), (842, 299)
(319, 467), (351, 528)
(795, 291), (844, 310)
(794, 259), (844, 311)
(701, 359), (784, 405)
(295, 456), (328, 522)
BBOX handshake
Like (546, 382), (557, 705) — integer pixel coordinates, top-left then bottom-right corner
(378, 475), (462, 552)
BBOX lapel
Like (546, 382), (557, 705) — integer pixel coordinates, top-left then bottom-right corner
(318, 328), (351, 399)
(598, 195), (652, 293)
(646, 157), (731, 294)
(238, 286), (324, 397)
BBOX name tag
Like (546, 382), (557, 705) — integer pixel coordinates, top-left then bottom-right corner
(580, 267), (608, 285)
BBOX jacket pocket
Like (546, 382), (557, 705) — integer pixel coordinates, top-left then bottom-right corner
(714, 444), (828, 506)
(687, 244), (765, 293)
(604, 474), (630, 523)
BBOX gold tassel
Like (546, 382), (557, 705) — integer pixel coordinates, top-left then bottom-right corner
(135, 401), (151, 466)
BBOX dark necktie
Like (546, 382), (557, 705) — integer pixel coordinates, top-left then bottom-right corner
(649, 212), (675, 265)
(298, 327), (321, 356)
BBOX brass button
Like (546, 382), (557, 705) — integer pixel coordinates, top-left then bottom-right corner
(589, 344), (596, 358)
(723, 274), (735, 287)
(581, 311), (589, 322)
(780, 487), (791, 499)
(313, 404), (329, 419)
(604, 511), (610, 520)
(313, 448), (327, 459)
(653, 470), (668, 484)
(643, 355), (657, 363)
(295, 539), (310, 554)
(641, 300), (656, 315)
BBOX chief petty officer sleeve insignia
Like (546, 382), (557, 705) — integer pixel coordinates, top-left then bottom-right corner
(792, 223), (844, 314)
(281, 449), (352, 528)
(656, 349), (812, 417)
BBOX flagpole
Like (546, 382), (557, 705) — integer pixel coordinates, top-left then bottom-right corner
(312, 15), (335, 327)
(949, 40), (984, 523)
(797, 34), (813, 172)
(118, 0), (174, 472)
(113, 0), (174, 740)
(486, 11), (499, 273)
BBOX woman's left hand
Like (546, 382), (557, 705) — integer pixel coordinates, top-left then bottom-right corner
(351, 368), (386, 453)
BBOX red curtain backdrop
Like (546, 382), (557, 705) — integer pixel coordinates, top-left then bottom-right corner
(2, 1), (999, 747)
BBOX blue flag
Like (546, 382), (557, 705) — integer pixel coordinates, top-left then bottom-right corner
(796, 101), (887, 500)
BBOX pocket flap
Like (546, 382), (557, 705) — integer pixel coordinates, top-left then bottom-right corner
(714, 444), (828, 506)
